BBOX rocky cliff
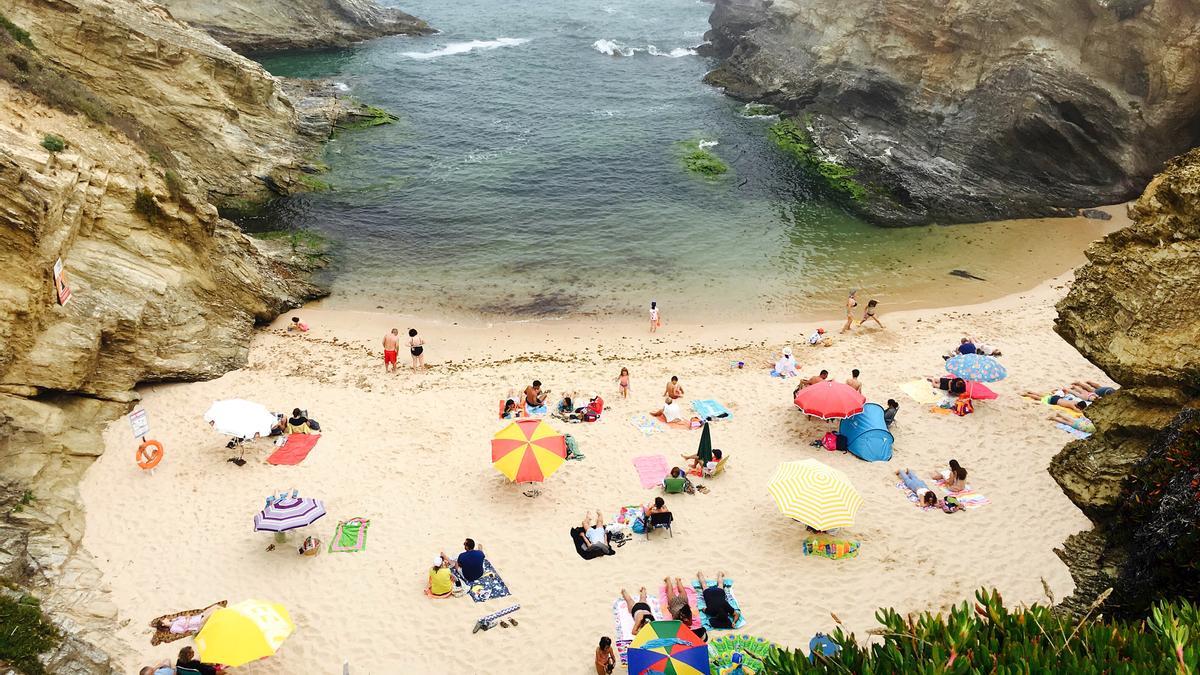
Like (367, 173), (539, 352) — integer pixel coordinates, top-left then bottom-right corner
(1052, 148), (1200, 616)
(0, 3), (345, 669)
(157, 0), (432, 53)
(704, 0), (1200, 226)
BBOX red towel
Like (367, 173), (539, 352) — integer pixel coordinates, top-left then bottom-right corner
(267, 434), (321, 465)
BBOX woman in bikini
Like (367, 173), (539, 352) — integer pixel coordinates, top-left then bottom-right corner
(408, 328), (425, 370)
(842, 290), (858, 333)
(859, 299), (883, 328)
(620, 587), (656, 635)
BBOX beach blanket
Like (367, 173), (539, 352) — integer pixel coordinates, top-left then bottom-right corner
(691, 579), (747, 630)
(629, 414), (665, 436)
(895, 482), (940, 511)
(658, 585), (701, 630)
(650, 411), (694, 430)
(1056, 422), (1092, 439)
(612, 596), (663, 664)
(475, 603), (520, 630)
(328, 518), (370, 553)
(266, 434), (321, 465)
(633, 455), (670, 489)
(148, 600), (227, 645)
(456, 559), (511, 603)
(691, 399), (732, 420)
(900, 380), (942, 405)
(526, 403), (548, 415)
(951, 492), (991, 509)
(710, 634), (774, 673)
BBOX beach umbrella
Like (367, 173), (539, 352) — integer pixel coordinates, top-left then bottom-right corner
(491, 418), (567, 483)
(767, 459), (864, 530)
(204, 399), (276, 438)
(793, 381), (866, 420)
(945, 354), (1007, 383)
(254, 495), (327, 532)
(195, 599), (294, 667)
(696, 422), (713, 465)
(628, 620), (708, 675)
(963, 380), (998, 400)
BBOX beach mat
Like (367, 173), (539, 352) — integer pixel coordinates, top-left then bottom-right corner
(651, 412), (694, 430)
(329, 518), (370, 553)
(1055, 422), (1092, 439)
(658, 585), (700, 630)
(633, 455), (669, 489)
(900, 381), (942, 405)
(895, 482), (940, 511)
(148, 600), (227, 645)
(612, 596), (663, 664)
(457, 559), (511, 603)
(629, 414), (664, 436)
(266, 434), (321, 465)
(691, 579), (746, 630)
(692, 399), (732, 420)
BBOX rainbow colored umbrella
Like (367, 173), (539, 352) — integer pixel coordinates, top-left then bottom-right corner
(628, 620), (708, 675)
(793, 381), (866, 420)
(491, 418), (566, 483)
(946, 354), (1007, 383)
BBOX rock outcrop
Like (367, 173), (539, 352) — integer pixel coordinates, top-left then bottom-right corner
(157, 0), (432, 53)
(1051, 148), (1200, 616)
(703, 0), (1200, 226)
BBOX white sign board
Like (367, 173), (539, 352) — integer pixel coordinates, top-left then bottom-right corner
(129, 409), (150, 438)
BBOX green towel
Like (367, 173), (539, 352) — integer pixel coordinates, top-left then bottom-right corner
(329, 518), (370, 553)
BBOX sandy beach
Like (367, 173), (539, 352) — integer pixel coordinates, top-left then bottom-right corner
(83, 273), (1109, 673)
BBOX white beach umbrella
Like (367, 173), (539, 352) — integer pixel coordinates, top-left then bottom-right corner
(204, 399), (276, 439)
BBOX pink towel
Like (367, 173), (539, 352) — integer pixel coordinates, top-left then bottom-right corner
(632, 455), (670, 489)
(658, 585), (700, 629)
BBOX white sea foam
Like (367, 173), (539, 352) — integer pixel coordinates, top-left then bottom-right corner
(402, 37), (530, 60)
(333, 82), (350, 92)
(592, 39), (638, 57)
(647, 44), (697, 58)
(698, 140), (719, 149)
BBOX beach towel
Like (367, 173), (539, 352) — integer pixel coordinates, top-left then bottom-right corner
(456, 559), (511, 603)
(475, 603), (521, 631)
(266, 434), (321, 465)
(691, 579), (747, 630)
(1056, 422), (1092, 439)
(633, 455), (670, 489)
(691, 399), (732, 420)
(928, 405), (953, 415)
(650, 411), (694, 430)
(148, 600), (227, 645)
(612, 596), (663, 664)
(570, 527), (612, 559)
(526, 403), (548, 415)
(658, 585), (700, 630)
(630, 414), (665, 436)
(329, 518), (370, 553)
(895, 482), (940, 511)
(900, 380), (942, 405)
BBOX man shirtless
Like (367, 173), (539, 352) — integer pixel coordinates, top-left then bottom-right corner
(664, 376), (684, 401)
(383, 329), (400, 373)
(845, 369), (862, 392)
(524, 380), (549, 413)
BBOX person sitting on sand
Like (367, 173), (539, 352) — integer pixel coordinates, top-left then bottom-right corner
(942, 464), (969, 492)
(1050, 411), (1096, 434)
(808, 327), (826, 345)
(286, 408), (312, 434)
(501, 397), (522, 419)
(596, 636), (616, 675)
(696, 571), (741, 629)
(883, 399), (900, 428)
(427, 555), (455, 598)
(1022, 390), (1090, 412)
(139, 661), (175, 675)
(620, 587), (656, 635)
(524, 380), (550, 414)
(447, 538), (486, 582)
(287, 316), (308, 333)
(664, 376), (685, 401)
(897, 468), (939, 507)
(845, 369), (862, 392)
(575, 392), (604, 419)
(931, 459), (963, 484)
(555, 392), (575, 416)
(774, 348), (798, 377)
(580, 511), (613, 555)
(653, 395), (684, 423)
(176, 646), (217, 675)
(956, 337), (977, 355)
(803, 370), (829, 387)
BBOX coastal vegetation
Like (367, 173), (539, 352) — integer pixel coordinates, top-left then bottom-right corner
(297, 173), (333, 192)
(253, 227), (329, 255)
(39, 134), (64, 153)
(742, 103), (780, 117)
(0, 584), (62, 675)
(133, 188), (164, 223)
(769, 117), (867, 201)
(767, 589), (1200, 673)
(339, 104), (399, 131)
(678, 139), (729, 177)
(0, 11), (33, 49)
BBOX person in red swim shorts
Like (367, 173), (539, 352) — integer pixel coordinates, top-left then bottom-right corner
(383, 328), (400, 373)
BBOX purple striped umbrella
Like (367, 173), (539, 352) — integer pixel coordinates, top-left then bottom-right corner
(254, 497), (327, 533)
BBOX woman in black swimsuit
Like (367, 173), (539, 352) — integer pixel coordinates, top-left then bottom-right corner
(620, 587), (655, 635)
(408, 328), (425, 370)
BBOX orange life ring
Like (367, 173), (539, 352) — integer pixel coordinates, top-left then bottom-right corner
(137, 440), (164, 470)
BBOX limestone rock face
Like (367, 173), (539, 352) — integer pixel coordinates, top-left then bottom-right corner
(704, 0), (1200, 225)
(3, 0), (344, 203)
(157, 0), (432, 53)
(1051, 149), (1200, 616)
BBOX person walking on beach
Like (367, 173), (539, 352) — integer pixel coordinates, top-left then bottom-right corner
(859, 299), (883, 328)
(383, 328), (400, 374)
(664, 376), (684, 401)
(650, 301), (660, 333)
(408, 328), (425, 371)
(617, 367), (631, 399)
(841, 290), (858, 333)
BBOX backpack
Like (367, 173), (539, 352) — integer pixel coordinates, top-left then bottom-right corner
(582, 410), (599, 422)
(953, 397), (974, 416)
(822, 432), (838, 451)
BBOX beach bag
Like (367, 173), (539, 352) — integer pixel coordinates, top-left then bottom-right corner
(298, 536), (321, 556)
(582, 410), (599, 422)
(631, 518), (646, 534)
(953, 397), (974, 416)
(942, 496), (961, 513)
(822, 432), (838, 451)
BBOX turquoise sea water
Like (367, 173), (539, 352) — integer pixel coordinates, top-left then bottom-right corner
(248, 0), (1107, 321)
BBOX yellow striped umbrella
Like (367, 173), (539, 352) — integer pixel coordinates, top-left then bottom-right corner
(491, 418), (567, 483)
(767, 459), (864, 530)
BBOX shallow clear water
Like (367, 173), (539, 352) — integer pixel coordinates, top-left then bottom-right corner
(249, 0), (1109, 321)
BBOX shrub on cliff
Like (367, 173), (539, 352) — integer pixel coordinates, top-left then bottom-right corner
(0, 12), (33, 49)
(766, 589), (1199, 673)
(0, 589), (62, 675)
(769, 118), (867, 201)
(39, 134), (64, 153)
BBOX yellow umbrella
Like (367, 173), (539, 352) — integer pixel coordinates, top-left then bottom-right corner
(195, 599), (294, 667)
(767, 459), (864, 530)
(491, 418), (567, 483)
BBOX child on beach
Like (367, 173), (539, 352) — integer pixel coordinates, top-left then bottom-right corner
(859, 299), (883, 328)
(595, 636), (616, 674)
(617, 368), (630, 399)
(650, 301), (660, 332)
(287, 316), (309, 332)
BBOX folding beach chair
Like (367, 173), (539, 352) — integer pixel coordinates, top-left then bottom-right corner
(662, 477), (687, 494)
(645, 511), (673, 539)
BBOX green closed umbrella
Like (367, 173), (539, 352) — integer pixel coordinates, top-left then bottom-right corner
(697, 422), (713, 464)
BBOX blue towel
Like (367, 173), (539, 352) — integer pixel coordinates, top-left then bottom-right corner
(527, 404), (548, 415)
(691, 578), (747, 630)
(1055, 422), (1091, 440)
(456, 559), (511, 603)
(692, 399), (732, 420)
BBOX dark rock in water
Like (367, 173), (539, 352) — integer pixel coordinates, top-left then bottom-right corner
(703, 0), (1200, 226)
(1079, 208), (1114, 221)
(949, 270), (987, 281)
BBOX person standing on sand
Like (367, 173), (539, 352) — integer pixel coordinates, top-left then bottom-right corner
(383, 329), (400, 374)
(617, 368), (631, 399)
(408, 328), (425, 371)
(664, 376), (684, 401)
(846, 369), (862, 392)
(650, 301), (660, 333)
(859, 299), (883, 328)
(841, 290), (858, 333)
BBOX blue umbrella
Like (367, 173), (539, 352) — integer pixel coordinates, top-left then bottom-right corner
(945, 354), (1007, 383)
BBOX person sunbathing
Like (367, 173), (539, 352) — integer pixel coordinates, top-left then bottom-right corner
(139, 661), (175, 675)
(1050, 411), (1096, 433)
(696, 571), (741, 629)
(897, 468), (939, 507)
(1022, 390), (1089, 412)
(151, 604), (218, 637)
(620, 587), (655, 635)
(802, 370), (829, 387)
(664, 576), (691, 620)
(1073, 380), (1118, 398)
(580, 511), (613, 555)
(679, 605), (706, 641)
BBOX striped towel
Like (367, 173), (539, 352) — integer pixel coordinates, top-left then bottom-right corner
(613, 596), (662, 664)
(1055, 422), (1091, 439)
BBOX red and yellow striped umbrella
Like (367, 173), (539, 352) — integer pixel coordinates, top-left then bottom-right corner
(491, 418), (567, 483)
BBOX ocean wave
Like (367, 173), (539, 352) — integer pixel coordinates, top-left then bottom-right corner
(647, 45), (697, 58)
(592, 39), (639, 57)
(402, 37), (530, 60)
(698, 140), (719, 149)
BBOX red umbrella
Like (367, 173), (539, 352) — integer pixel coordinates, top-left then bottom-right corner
(794, 381), (866, 420)
(963, 381), (998, 400)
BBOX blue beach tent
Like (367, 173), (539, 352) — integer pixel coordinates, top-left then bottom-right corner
(837, 402), (894, 462)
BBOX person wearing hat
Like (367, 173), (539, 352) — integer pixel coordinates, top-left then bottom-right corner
(427, 554), (454, 598)
(808, 327), (826, 345)
(774, 347), (798, 377)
